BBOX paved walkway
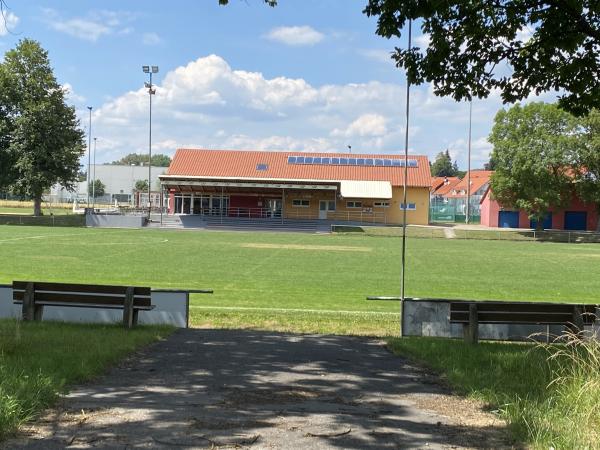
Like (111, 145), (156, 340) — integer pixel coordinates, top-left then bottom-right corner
(5, 329), (512, 449)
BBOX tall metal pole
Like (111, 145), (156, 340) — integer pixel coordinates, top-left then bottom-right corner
(92, 137), (97, 208)
(400, 19), (412, 337)
(87, 106), (92, 208)
(148, 71), (153, 220)
(466, 100), (473, 224)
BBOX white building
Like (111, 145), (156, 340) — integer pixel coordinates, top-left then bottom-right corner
(49, 164), (166, 204)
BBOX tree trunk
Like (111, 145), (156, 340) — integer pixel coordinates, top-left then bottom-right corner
(33, 197), (42, 216)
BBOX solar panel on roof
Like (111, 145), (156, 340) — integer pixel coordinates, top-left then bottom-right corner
(339, 158), (347, 165)
(288, 156), (296, 164)
(383, 159), (392, 166)
(392, 159), (401, 166)
(331, 157), (340, 164)
(313, 157), (322, 164)
(375, 159), (383, 166)
(357, 158), (365, 165)
(305, 157), (314, 164)
(322, 157), (330, 164)
(296, 156), (305, 164)
(286, 155), (418, 168)
(348, 158), (356, 165)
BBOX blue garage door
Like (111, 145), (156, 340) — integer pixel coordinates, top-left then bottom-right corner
(564, 211), (587, 231)
(499, 211), (520, 228)
(530, 213), (552, 230)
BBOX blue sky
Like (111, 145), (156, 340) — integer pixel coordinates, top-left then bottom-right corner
(0, 1), (555, 167)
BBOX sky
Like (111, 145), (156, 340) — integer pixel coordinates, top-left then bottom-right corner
(0, 0), (557, 168)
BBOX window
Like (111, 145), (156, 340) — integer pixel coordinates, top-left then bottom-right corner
(400, 202), (417, 210)
(292, 199), (310, 208)
(347, 201), (362, 209)
(256, 163), (268, 171)
(374, 201), (390, 208)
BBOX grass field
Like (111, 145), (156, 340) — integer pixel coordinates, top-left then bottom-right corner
(0, 320), (173, 439)
(1, 224), (599, 333)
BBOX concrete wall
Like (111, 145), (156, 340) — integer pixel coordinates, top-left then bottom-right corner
(0, 286), (188, 328)
(86, 214), (146, 228)
(402, 299), (566, 341)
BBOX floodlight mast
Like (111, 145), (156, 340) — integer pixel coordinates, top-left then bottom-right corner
(400, 19), (412, 338)
(142, 65), (158, 219)
(87, 106), (92, 208)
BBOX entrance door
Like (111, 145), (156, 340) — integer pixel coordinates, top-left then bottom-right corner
(564, 211), (587, 230)
(498, 211), (519, 228)
(319, 200), (335, 219)
(268, 199), (282, 218)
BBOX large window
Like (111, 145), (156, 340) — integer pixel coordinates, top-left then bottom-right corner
(292, 199), (310, 208)
(346, 201), (362, 209)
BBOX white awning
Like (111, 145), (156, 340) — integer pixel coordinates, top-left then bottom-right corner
(339, 180), (392, 199)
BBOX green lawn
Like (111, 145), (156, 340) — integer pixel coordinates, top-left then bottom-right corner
(0, 320), (173, 439)
(0, 207), (73, 215)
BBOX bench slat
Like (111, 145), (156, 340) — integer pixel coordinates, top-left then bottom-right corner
(13, 281), (151, 296)
(13, 291), (152, 307)
(450, 303), (580, 313)
(13, 301), (155, 311)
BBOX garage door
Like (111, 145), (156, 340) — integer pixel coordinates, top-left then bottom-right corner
(564, 211), (587, 231)
(498, 211), (520, 228)
(530, 213), (552, 230)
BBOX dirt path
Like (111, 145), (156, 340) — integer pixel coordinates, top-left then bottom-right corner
(4, 329), (513, 449)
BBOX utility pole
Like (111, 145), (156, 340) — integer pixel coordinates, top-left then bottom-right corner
(143, 65), (158, 220)
(87, 106), (92, 208)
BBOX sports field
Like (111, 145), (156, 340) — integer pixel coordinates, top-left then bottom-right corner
(1, 225), (599, 333)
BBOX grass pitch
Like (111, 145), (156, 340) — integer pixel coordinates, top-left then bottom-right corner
(0, 225), (599, 332)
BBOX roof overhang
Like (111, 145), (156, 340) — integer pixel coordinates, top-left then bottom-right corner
(160, 177), (337, 191)
(339, 180), (392, 199)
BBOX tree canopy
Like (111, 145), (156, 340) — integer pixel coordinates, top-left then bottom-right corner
(134, 179), (149, 192)
(111, 153), (172, 167)
(88, 179), (106, 198)
(364, 1), (599, 116)
(489, 102), (580, 228)
(430, 150), (459, 177)
(574, 109), (600, 229)
(0, 39), (85, 216)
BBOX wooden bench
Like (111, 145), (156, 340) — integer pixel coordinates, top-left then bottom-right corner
(13, 281), (155, 329)
(450, 300), (598, 344)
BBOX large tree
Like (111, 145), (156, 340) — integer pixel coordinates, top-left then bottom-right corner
(574, 109), (600, 230)
(0, 39), (85, 216)
(489, 102), (580, 229)
(430, 149), (458, 177)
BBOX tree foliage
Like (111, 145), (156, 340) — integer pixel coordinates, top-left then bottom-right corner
(489, 103), (580, 228)
(574, 109), (600, 228)
(134, 179), (149, 192)
(111, 153), (171, 167)
(363, 1), (600, 115)
(88, 179), (105, 198)
(0, 39), (85, 216)
(430, 150), (459, 177)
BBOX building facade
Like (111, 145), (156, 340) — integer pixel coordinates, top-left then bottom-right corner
(160, 149), (431, 225)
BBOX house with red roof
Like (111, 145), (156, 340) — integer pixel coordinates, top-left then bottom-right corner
(159, 149), (432, 225)
(430, 171), (492, 222)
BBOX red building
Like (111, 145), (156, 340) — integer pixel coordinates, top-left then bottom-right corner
(480, 186), (599, 231)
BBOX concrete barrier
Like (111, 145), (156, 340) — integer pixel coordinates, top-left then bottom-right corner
(0, 285), (188, 328)
(86, 214), (146, 228)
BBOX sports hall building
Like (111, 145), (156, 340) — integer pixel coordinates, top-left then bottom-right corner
(159, 149), (431, 225)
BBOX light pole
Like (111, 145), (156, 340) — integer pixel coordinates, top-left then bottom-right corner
(92, 137), (97, 209)
(142, 65), (158, 219)
(87, 106), (92, 208)
(466, 100), (473, 224)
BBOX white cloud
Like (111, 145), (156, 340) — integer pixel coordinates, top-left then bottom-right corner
(142, 32), (162, 45)
(265, 26), (324, 46)
(332, 114), (388, 138)
(63, 83), (86, 104)
(42, 9), (136, 42)
(86, 53), (543, 167)
(0, 11), (19, 36)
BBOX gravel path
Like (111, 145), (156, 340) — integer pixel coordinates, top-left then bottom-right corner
(4, 329), (513, 449)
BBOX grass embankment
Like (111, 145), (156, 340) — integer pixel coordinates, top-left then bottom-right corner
(388, 337), (600, 449)
(0, 320), (173, 439)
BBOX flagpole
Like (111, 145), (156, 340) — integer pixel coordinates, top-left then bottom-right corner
(400, 19), (412, 337)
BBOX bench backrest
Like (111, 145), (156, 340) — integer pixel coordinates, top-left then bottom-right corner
(13, 281), (151, 308)
(450, 301), (597, 326)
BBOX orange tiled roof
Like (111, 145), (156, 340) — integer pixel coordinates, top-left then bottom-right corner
(165, 149), (432, 187)
(444, 170), (492, 198)
(431, 176), (460, 195)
